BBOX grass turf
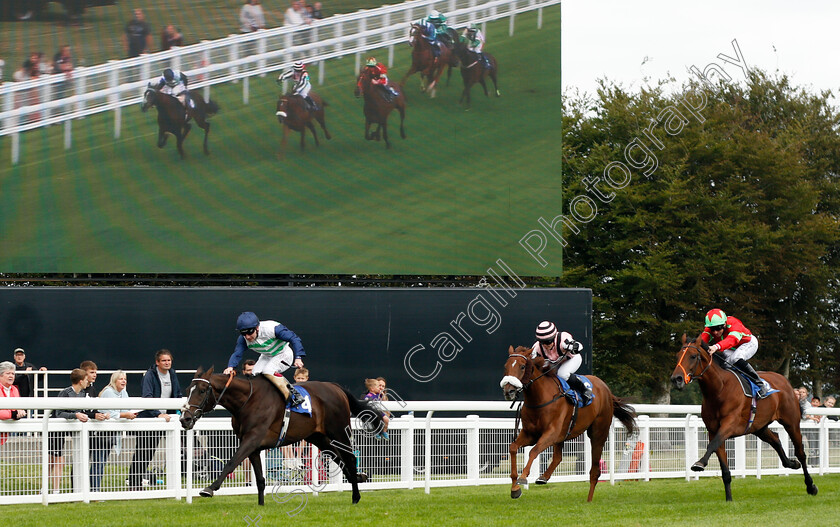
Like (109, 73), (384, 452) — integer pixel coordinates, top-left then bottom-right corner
(0, 7), (563, 275)
(4, 473), (839, 527)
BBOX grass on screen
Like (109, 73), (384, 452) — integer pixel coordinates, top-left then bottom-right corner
(7, 473), (840, 527)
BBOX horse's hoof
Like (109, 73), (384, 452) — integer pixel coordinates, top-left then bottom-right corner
(535, 477), (548, 485)
(511, 488), (521, 499)
(691, 462), (706, 472)
(516, 477), (528, 486)
(808, 484), (818, 496)
(199, 488), (214, 498)
(357, 471), (369, 483)
(788, 459), (801, 470)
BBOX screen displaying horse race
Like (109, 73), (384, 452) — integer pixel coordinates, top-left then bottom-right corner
(0, 1), (561, 276)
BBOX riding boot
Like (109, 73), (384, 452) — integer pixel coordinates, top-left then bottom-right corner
(379, 86), (393, 102)
(288, 385), (306, 407)
(305, 96), (319, 112)
(735, 360), (769, 397)
(387, 85), (400, 98)
(565, 375), (593, 405)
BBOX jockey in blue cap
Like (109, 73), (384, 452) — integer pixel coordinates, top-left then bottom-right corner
(224, 312), (307, 407)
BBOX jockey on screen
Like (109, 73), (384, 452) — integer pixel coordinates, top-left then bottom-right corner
(364, 57), (400, 100)
(154, 67), (192, 109)
(530, 321), (591, 404)
(426, 10), (451, 42)
(414, 16), (442, 58)
(277, 61), (318, 112)
(223, 311), (307, 407)
(462, 23), (490, 69)
(701, 308), (769, 397)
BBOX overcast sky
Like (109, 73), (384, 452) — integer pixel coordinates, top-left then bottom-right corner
(562, 0), (840, 98)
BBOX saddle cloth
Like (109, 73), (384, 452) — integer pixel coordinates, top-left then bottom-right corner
(287, 385), (313, 416)
(558, 374), (594, 408)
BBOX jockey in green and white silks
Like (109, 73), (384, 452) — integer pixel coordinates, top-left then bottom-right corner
(462, 23), (490, 69)
(530, 321), (591, 404)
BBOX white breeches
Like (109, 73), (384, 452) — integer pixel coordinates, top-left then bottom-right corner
(555, 353), (582, 381)
(252, 347), (294, 375)
(722, 336), (758, 362)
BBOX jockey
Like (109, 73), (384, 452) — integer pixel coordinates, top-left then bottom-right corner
(154, 67), (192, 109)
(462, 23), (490, 69)
(701, 308), (769, 397)
(223, 312), (307, 407)
(530, 321), (591, 404)
(364, 57), (400, 100)
(426, 9), (450, 41)
(415, 18), (442, 58)
(277, 61), (318, 112)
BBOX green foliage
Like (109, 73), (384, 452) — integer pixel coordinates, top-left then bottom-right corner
(562, 72), (840, 400)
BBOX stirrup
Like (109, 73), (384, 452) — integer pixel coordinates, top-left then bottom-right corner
(289, 387), (305, 407)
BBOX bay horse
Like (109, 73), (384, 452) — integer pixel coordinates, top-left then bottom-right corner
(400, 23), (457, 97)
(501, 346), (637, 501)
(671, 334), (817, 501)
(453, 41), (500, 108)
(275, 93), (331, 156)
(180, 367), (385, 505)
(354, 68), (407, 149)
(141, 86), (219, 159)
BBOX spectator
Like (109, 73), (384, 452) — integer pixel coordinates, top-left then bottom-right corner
(160, 25), (183, 51)
(80, 360), (98, 397)
(240, 0), (266, 33)
(284, 0), (307, 27)
(293, 367), (309, 383)
(91, 371), (136, 492)
(124, 8), (153, 58)
(310, 2), (324, 21)
(241, 359), (256, 376)
(51, 368), (108, 493)
(0, 362), (26, 421)
(52, 45), (74, 97)
(12, 60), (31, 82)
(824, 396), (838, 421)
(363, 378), (389, 440)
(796, 386), (811, 420)
(128, 349), (182, 491)
(12, 348), (46, 399)
(807, 396), (822, 423)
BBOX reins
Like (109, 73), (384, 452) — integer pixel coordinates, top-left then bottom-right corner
(186, 372), (243, 419)
(676, 342), (713, 384)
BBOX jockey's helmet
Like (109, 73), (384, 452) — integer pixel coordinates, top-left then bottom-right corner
(163, 68), (175, 85)
(428, 9), (440, 20)
(535, 321), (557, 343)
(293, 61), (305, 72)
(468, 23), (478, 33)
(704, 308), (727, 329)
(366, 57), (378, 67)
(236, 311), (260, 331)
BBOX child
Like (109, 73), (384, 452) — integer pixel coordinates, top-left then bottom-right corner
(294, 367), (309, 383)
(363, 378), (389, 440)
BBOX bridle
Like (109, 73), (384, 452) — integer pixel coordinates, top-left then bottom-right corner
(183, 372), (239, 421)
(503, 353), (564, 406)
(675, 341), (712, 384)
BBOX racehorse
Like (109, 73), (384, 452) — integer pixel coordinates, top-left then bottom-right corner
(671, 334), (818, 501)
(275, 93), (331, 156)
(180, 367), (385, 505)
(400, 23), (458, 97)
(355, 68), (407, 149)
(453, 40), (500, 108)
(501, 346), (637, 501)
(141, 86), (219, 159)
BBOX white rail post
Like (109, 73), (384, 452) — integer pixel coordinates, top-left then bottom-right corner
(424, 410), (434, 494)
(608, 419), (616, 485)
(108, 64), (120, 139)
(258, 34), (267, 76)
(467, 414), (480, 483)
(401, 413), (415, 487)
(186, 428), (194, 503)
(735, 435), (746, 478)
(640, 414), (650, 481)
(79, 423), (89, 502)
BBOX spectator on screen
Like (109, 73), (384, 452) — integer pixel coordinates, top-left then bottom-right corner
(161, 24), (183, 51)
(128, 349), (182, 490)
(124, 8), (153, 58)
(240, 0), (266, 33)
(52, 45), (74, 103)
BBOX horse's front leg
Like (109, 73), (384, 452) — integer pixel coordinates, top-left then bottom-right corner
(692, 420), (738, 471)
(157, 129), (168, 148)
(202, 121), (211, 155)
(518, 436), (553, 486)
(248, 450), (266, 506)
(201, 431), (265, 499)
(381, 123), (390, 149)
(714, 444), (733, 502)
(509, 431), (533, 499)
(364, 119), (373, 141)
(306, 122), (319, 147)
(536, 443), (563, 485)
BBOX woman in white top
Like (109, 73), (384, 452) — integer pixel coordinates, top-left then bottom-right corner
(91, 371), (137, 491)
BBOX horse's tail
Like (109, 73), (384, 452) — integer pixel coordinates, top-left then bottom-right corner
(206, 99), (220, 116)
(612, 396), (637, 436)
(338, 385), (387, 433)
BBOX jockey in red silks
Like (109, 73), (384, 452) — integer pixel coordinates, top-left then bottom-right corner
(701, 308), (769, 396)
(363, 57), (400, 100)
(530, 321), (591, 404)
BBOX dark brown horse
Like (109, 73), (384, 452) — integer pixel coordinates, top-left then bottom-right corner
(141, 86), (219, 159)
(180, 367), (385, 505)
(400, 23), (457, 97)
(355, 69), (406, 149)
(501, 346), (637, 501)
(453, 41), (500, 108)
(671, 334), (817, 501)
(275, 93), (331, 156)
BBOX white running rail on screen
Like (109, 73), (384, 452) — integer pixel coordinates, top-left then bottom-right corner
(0, 0), (560, 164)
(0, 399), (837, 506)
